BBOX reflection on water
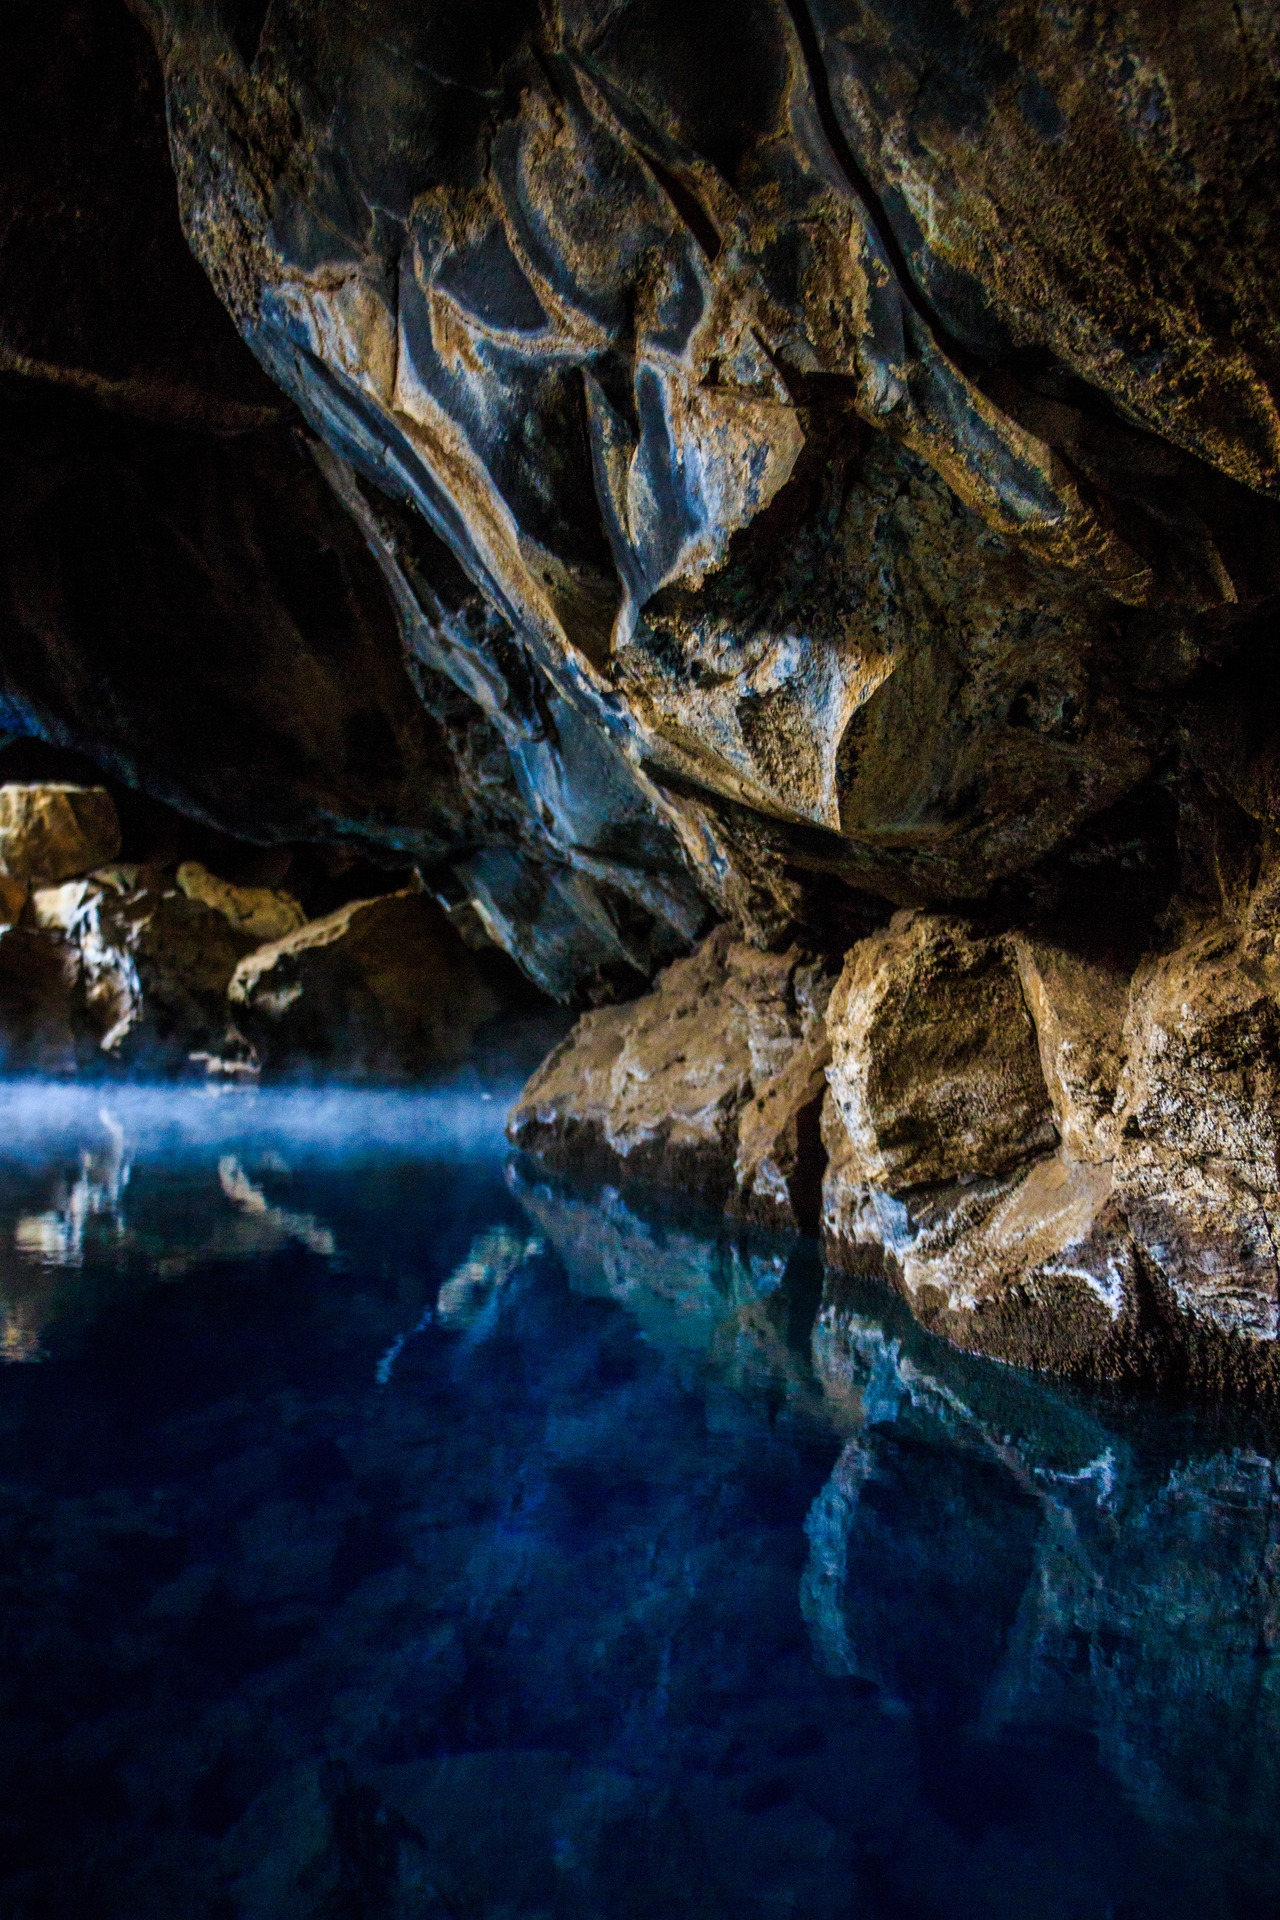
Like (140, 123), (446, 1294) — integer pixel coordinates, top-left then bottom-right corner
(0, 1090), (1277, 1917)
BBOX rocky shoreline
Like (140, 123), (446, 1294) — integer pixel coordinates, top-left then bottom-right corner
(511, 880), (1280, 1393)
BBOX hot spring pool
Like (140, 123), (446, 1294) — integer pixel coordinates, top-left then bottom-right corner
(0, 1082), (1275, 1919)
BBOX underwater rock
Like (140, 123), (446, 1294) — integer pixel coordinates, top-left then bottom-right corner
(805, 1286), (1280, 1899)
(228, 889), (502, 1079)
(509, 927), (834, 1224)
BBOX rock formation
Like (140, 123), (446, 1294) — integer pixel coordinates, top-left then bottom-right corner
(0, 783), (514, 1079)
(5, 2), (1280, 1383)
(509, 927), (834, 1227)
(227, 887), (503, 1078)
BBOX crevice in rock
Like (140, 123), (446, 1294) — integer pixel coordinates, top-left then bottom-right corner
(778, 0), (976, 369)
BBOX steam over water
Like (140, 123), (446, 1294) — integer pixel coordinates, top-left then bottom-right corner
(0, 1084), (1278, 1918)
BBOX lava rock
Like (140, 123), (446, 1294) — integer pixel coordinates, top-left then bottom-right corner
(30, 866), (260, 1066)
(227, 889), (502, 1079)
(1113, 924), (1280, 1343)
(825, 914), (1057, 1191)
(1011, 936), (1129, 1164)
(175, 860), (305, 945)
(0, 784), (120, 887)
(509, 927), (835, 1227)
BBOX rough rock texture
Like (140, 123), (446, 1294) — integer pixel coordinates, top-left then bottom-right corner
(228, 889), (503, 1079)
(175, 860), (305, 944)
(514, 862), (1280, 1390)
(1112, 927), (1280, 1342)
(24, 867), (263, 1071)
(825, 913), (1056, 1189)
(115, 0), (1280, 945)
(0, 784), (120, 888)
(509, 927), (834, 1227)
(8, 3), (1280, 1383)
(1012, 935), (1128, 1163)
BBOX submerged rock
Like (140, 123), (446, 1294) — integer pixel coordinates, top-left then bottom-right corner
(805, 1287), (1280, 1899)
(228, 889), (502, 1079)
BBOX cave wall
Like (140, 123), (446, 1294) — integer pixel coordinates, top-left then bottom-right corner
(132, 0), (1280, 943)
(5, 0), (1280, 1379)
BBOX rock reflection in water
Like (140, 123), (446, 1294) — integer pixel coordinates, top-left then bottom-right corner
(0, 1102), (1275, 1916)
(805, 1284), (1280, 1905)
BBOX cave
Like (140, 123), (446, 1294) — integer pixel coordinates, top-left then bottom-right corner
(2, 2), (1280, 1912)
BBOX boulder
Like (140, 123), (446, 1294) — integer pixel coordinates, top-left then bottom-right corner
(0, 784), (119, 886)
(1113, 926), (1280, 1342)
(825, 914), (1057, 1193)
(227, 889), (501, 1078)
(508, 928), (835, 1226)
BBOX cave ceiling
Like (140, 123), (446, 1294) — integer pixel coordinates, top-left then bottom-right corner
(3, 0), (1279, 997)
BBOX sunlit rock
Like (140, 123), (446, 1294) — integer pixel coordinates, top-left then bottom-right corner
(228, 889), (502, 1079)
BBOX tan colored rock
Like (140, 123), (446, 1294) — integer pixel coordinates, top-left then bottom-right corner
(31, 867), (258, 1062)
(1113, 926), (1280, 1341)
(731, 1037), (830, 1233)
(0, 872), (27, 931)
(821, 1075), (1143, 1379)
(176, 861), (305, 944)
(890, 1154), (1140, 1376)
(825, 913), (1056, 1194)
(508, 927), (835, 1224)
(0, 785), (119, 885)
(1012, 938), (1128, 1162)
(228, 889), (499, 1077)
(508, 928), (752, 1203)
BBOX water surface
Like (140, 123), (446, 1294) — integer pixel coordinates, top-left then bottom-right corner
(0, 1083), (1276, 1919)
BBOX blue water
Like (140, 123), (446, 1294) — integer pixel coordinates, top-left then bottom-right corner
(0, 1084), (1277, 1919)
